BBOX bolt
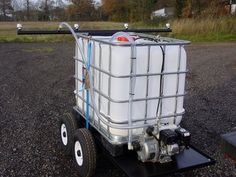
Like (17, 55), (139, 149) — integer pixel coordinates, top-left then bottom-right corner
(77, 150), (81, 157)
(63, 132), (66, 137)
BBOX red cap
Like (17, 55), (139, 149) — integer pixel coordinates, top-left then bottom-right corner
(116, 36), (129, 42)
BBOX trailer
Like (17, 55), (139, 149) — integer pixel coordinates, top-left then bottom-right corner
(17, 22), (215, 177)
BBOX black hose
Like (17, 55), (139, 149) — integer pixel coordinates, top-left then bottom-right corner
(133, 37), (165, 117)
(156, 46), (165, 117)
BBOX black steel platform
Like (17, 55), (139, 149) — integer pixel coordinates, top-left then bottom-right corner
(106, 146), (215, 177)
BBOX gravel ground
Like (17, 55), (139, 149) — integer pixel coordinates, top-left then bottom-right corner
(0, 42), (236, 177)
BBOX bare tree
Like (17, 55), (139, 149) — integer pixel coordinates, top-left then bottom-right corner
(38, 0), (54, 20)
(45, 0), (49, 16)
(0, 0), (13, 20)
(55, 0), (65, 7)
(12, 0), (22, 10)
(26, 0), (29, 20)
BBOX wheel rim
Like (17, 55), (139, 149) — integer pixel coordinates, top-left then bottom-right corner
(61, 124), (68, 146)
(74, 141), (83, 166)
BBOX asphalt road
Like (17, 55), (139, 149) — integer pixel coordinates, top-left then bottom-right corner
(0, 42), (236, 177)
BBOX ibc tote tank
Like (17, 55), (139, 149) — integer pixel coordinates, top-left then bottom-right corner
(75, 35), (187, 137)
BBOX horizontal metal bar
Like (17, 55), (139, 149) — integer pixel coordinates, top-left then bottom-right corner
(17, 30), (72, 35)
(74, 77), (186, 103)
(77, 34), (191, 46)
(93, 88), (186, 103)
(99, 109), (185, 125)
(73, 106), (142, 145)
(73, 100), (182, 129)
(17, 29), (190, 46)
(74, 57), (188, 78)
(17, 28), (172, 36)
(75, 92), (184, 125)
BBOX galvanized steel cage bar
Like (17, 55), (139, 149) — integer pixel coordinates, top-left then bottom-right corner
(73, 33), (190, 145)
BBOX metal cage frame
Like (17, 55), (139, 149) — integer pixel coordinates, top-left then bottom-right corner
(73, 33), (190, 145)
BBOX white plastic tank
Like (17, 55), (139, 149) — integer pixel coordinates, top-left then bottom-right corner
(75, 34), (187, 137)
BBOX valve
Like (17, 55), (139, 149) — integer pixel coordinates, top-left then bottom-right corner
(124, 23), (129, 30)
(74, 24), (80, 31)
(16, 24), (23, 30)
(166, 23), (170, 29)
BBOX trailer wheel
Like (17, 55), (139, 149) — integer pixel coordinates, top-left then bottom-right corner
(73, 128), (96, 177)
(59, 113), (78, 155)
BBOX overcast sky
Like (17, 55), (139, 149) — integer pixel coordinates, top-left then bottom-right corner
(30, 0), (100, 3)
(13, 0), (101, 10)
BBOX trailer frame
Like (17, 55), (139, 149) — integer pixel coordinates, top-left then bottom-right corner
(17, 23), (216, 177)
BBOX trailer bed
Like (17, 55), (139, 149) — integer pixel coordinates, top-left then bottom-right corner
(106, 146), (215, 177)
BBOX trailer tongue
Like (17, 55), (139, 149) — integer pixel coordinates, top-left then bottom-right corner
(17, 22), (215, 177)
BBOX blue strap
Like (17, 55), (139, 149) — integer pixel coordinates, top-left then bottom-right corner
(79, 84), (84, 92)
(85, 42), (92, 129)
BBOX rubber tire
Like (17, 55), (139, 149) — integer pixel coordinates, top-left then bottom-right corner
(73, 128), (96, 177)
(59, 113), (78, 155)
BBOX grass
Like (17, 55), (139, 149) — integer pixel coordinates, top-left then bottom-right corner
(0, 21), (124, 43)
(171, 33), (236, 43)
(22, 47), (54, 53)
(170, 17), (236, 42)
(133, 17), (236, 42)
(0, 18), (236, 43)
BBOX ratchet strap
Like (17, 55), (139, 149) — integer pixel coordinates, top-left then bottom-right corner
(85, 42), (92, 129)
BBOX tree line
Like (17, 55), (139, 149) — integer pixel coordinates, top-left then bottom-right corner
(0, 0), (233, 21)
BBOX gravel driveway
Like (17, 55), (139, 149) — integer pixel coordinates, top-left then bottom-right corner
(0, 42), (235, 177)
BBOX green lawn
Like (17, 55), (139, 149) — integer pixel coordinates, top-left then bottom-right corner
(0, 21), (124, 42)
(0, 19), (236, 43)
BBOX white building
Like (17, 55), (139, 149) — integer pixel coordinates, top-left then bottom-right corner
(231, 4), (236, 14)
(226, 0), (236, 14)
(151, 7), (175, 19)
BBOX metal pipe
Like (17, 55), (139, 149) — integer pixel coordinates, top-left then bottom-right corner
(107, 45), (112, 138)
(73, 103), (184, 129)
(76, 34), (190, 46)
(74, 57), (188, 78)
(75, 77), (186, 103)
(17, 28), (172, 36)
(144, 46), (151, 124)
(174, 45), (182, 124)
